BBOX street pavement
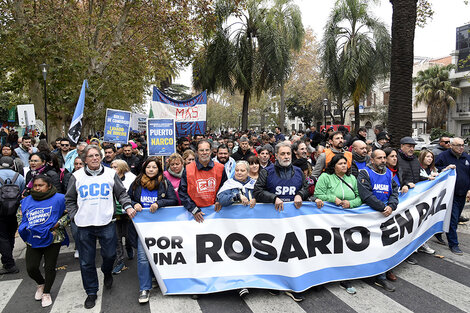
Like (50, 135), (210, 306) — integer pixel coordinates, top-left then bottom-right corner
(2, 210), (470, 313)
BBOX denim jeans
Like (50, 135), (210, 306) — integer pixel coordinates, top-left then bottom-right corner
(137, 239), (153, 291)
(446, 194), (466, 248)
(70, 221), (80, 252)
(77, 222), (117, 295)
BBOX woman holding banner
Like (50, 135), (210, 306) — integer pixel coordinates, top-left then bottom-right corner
(127, 157), (178, 304)
(314, 154), (362, 295)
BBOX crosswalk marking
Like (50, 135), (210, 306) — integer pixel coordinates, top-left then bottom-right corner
(50, 270), (104, 313)
(0, 279), (22, 312)
(395, 263), (470, 312)
(427, 241), (470, 270)
(242, 290), (306, 313)
(149, 290), (203, 313)
(326, 281), (413, 313)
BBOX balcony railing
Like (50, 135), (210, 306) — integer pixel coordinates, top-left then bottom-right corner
(456, 102), (470, 113)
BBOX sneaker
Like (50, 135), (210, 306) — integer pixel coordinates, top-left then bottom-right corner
(285, 291), (304, 302)
(386, 271), (397, 282)
(138, 290), (150, 304)
(74, 250), (80, 259)
(459, 216), (469, 223)
(127, 247), (134, 260)
(434, 234), (446, 245)
(339, 281), (356, 295)
(84, 295), (97, 309)
(35, 284), (45, 300)
(0, 266), (19, 274)
(41, 293), (53, 307)
(418, 243), (435, 255)
(405, 256), (418, 265)
(239, 288), (249, 298)
(112, 263), (125, 275)
(450, 246), (463, 255)
(104, 273), (113, 289)
(268, 290), (280, 296)
(375, 278), (395, 292)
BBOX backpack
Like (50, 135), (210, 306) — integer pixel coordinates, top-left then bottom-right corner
(0, 173), (21, 216)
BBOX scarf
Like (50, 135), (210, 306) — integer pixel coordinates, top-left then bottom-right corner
(398, 149), (415, 161)
(352, 151), (367, 163)
(388, 166), (398, 177)
(141, 174), (157, 191)
(167, 167), (183, 178)
(26, 165), (47, 189)
(30, 185), (57, 201)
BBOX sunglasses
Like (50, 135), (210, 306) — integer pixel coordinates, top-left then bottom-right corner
(61, 144), (70, 147)
(441, 141), (450, 144)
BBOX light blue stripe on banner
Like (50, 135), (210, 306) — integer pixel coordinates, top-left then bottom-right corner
(132, 202), (377, 224)
(161, 222), (444, 294)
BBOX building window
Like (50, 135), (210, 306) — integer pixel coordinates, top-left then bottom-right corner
(383, 92), (390, 106)
(461, 124), (470, 137)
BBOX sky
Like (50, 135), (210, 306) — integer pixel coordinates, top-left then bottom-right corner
(174, 0), (470, 87)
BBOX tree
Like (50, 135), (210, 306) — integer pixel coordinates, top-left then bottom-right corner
(322, 0), (391, 131)
(193, 0), (303, 131)
(414, 64), (461, 130)
(0, 0), (214, 139)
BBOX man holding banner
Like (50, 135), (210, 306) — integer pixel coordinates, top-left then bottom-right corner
(179, 140), (227, 223)
(357, 149), (399, 292)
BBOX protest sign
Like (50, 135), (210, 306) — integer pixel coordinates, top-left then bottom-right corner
(151, 87), (206, 137)
(133, 170), (455, 295)
(103, 109), (131, 144)
(147, 118), (176, 156)
(130, 113), (147, 132)
(17, 104), (36, 127)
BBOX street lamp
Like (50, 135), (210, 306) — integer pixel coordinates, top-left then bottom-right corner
(39, 63), (49, 143)
(323, 98), (328, 132)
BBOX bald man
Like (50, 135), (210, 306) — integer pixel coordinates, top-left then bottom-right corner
(351, 140), (370, 177)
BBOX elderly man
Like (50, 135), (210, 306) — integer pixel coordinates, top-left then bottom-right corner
(65, 145), (134, 309)
(351, 140), (370, 177)
(435, 137), (470, 255)
(432, 136), (451, 157)
(179, 140), (227, 223)
(312, 131), (352, 179)
(357, 150), (399, 292)
(253, 141), (309, 302)
(213, 144), (236, 179)
(397, 137), (426, 194)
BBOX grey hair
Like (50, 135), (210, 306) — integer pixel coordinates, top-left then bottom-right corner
(275, 141), (292, 154)
(235, 160), (250, 172)
(450, 137), (462, 145)
(77, 141), (88, 148)
(81, 144), (102, 162)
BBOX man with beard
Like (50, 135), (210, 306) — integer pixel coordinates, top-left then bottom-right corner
(102, 145), (117, 168)
(257, 145), (273, 169)
(179, 140), (227, 223)
(232, 137), (255, 161)
(117, 143), (142, 176)
(14, 135), (38, 165)
(253, 141), (309, 302)
(292, 140), (312, 172)
(351, 140), (370, 177)
(312, 131), (352, 179)
(357, 149), (399, 292)
(212, 144), (236, 179)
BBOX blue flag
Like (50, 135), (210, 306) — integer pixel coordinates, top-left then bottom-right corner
(68, 80), (88, 143)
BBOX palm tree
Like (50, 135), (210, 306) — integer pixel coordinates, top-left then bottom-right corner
(193, 0), (303, 131)
(387, 0), (417, 146)
(322, 0), (390, 131)
(414, 64), (461, 130)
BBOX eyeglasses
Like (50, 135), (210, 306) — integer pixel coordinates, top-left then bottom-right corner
(452, 144), (465, 148)
(86, 154), (101, 159)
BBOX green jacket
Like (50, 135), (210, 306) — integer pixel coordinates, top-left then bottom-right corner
(314, 173), (362, 208)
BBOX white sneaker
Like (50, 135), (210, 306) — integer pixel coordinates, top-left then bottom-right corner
(74, 250), (79, 259)
(418, 243), (435, 254)
(41, 293), (52, 307)
(35, 284), (45, 301)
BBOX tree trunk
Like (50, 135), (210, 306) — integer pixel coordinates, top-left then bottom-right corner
(241, 90), (250, 130)
(387, 0), (417, 147)
(279, 82), (286, 133)
(354, 100), (360, 132)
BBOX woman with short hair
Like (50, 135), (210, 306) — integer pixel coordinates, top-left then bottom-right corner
(164, 153), (184, 205)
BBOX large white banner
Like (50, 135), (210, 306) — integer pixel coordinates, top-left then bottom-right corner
(133, 170), (455, 295)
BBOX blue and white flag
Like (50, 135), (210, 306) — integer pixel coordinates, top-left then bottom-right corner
(151, 87), (206, 137)
(133, 170), (455, 295)
(68, 80), (88, 143)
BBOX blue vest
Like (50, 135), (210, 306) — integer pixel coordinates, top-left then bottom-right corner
(140, 188), (158, 209)
(365, 167), (393, 203)
(355, 160), (367, 171)
(265, 164), (303, 201)
(18, 193), (66, 248)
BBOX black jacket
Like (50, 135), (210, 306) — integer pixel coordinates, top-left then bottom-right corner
(127, 177), (178, 208)
(397, 150), (426, 186)
(232, 148), (255, 161)
(118, 154), (142, 176)
(25, 165), (63, 193)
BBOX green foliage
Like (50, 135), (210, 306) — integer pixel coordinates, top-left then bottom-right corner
(414, 64), (461, 130)
(0, 0), (215, 137)
(430, 128), (454, 141)
(163, 84), (192, 101)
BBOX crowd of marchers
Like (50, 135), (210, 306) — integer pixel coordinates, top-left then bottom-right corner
(0, 125), (469, 308)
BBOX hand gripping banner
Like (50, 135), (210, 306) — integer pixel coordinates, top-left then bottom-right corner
(133, 170), (455, 295)
(151, 87), (207, 137)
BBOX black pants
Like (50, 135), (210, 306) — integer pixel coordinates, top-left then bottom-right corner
(0, 215), (18, 269)
(26, 243), (61, 293)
